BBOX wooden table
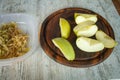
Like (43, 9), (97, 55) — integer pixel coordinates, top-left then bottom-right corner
(0, 0), (120, 80)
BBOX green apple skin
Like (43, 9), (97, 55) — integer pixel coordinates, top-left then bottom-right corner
(52, 38), (75, 60)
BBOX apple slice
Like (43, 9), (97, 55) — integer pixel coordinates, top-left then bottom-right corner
(74, 13), (97, 24)
(74, 13), (80, 19)
(73, 21), (98, 37)
(76, 37), (104, 52)
(96, 30), (117, 48)
(73, 20), (95, 33)
(87, 16), (97, 23)
(76, 25), (98, 37)
(59, 18), (71, 39)
(52, 38), (75, 60)
(75, 16), (86, 24)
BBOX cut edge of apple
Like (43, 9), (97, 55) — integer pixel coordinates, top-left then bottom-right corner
(96, 30), (117, 48)
(73, 20), (97, 37)
(74, 13), (98, 24)
(76, 37), (104, 52)
(75, 24), (98, 37)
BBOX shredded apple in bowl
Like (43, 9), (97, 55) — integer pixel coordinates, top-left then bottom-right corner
(0, 22), (29, 59)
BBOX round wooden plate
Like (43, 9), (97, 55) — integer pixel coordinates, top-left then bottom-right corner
(40, 8), (115, 67)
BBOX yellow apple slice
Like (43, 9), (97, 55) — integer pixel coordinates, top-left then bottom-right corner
(73, 21), (98, 37)
(76, 37), (104, 52)
(59, 18), (71, 39)
(52, 38), (75, 60)
(74, 13), (97, 24)
(96, 30), (117, 48)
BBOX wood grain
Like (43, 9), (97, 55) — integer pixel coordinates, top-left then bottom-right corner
(40, 8), (115, 67)
(0, 0), (120, 80)
(112, 0), (120, 15)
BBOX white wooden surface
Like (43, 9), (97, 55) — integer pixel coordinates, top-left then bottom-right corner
(0, 0), (120, 80)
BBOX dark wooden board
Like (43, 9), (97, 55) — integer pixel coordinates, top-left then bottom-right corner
(112, 0), (120, 15)
(40, 8), (115, 68)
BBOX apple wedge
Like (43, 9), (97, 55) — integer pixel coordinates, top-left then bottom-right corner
(73, 20), (95, 33)
(76, 25), (98, 37)
(75, 16), (86, 24)
(73, 21), (98, 37)
(74, 13), (97, 24)
(52, 38), (75, 60)
(96, 30), (117, 48)
(59, 18), (71, 39)
(74, 13), (80, 19)
(76, 37), (104, 52)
